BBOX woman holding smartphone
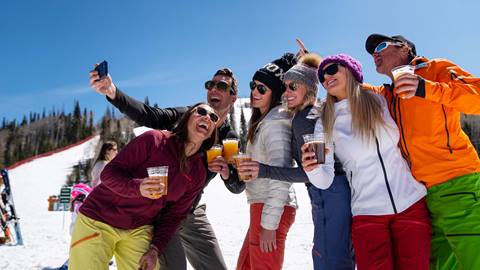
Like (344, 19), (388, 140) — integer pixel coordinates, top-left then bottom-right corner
(69, 103), (217, 270)
(302, 54), (431, 270)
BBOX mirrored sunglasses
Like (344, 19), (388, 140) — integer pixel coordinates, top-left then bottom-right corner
(374, 41), (401, 54)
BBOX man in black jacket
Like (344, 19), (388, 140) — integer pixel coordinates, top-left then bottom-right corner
(90, 67), (244, 270)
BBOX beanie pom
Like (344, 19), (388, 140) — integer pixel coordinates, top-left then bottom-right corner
(299, 53), (322, 69)
(281, 52), (298, 67)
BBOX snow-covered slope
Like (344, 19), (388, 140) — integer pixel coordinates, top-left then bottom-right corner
(0, 136), (99, 269)
(0, 109), (315, 269)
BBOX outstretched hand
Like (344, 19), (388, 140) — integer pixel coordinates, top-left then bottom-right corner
(296, 38), (309, 58)
(89, 63), (117, 100)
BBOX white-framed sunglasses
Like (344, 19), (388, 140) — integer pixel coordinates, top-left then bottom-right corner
(374, 41), (402, 54)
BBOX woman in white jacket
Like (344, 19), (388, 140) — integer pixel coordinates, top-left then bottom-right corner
(90, 141), (117, 187)
(302, 54), (431, 270)
(236, 53), (297, 270)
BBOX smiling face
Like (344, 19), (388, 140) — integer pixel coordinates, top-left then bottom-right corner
(250, 80), (272, 115)
(206, 74), (237, 117)
(373, 43), (411, 79)
(187, 105), (217, 144)
(321, 63), (348, 101)
(283, 80), (308, 110)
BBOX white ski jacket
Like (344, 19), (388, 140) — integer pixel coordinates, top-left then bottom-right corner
(306, 96), (426, 216)
(246, 105), (297, 230)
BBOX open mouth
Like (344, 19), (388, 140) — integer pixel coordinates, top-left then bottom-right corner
(326, 79), (337, 88)
(209, 95), (221, 104)
(196, 121), (210, 133)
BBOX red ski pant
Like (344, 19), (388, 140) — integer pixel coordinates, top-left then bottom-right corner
(236, 203), (296, 270)
(352, 198), (431, 270)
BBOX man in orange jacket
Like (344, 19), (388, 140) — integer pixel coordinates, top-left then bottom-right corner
(364, 33), (480, 270)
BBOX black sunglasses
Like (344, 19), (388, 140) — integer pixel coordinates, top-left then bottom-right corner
(319, 63), (342, 83)
(194, 107), (219, 123)
(284, 82), (299, 91)
(249, 81), (269, 95)
(205, 80), (234, 95)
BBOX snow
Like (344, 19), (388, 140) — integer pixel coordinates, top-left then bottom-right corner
(0, 127), (315, 269)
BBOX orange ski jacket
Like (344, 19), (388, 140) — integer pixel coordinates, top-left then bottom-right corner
(364, 57), (480, 188)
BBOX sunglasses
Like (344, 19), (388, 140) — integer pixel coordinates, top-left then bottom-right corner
(319, 63), (342, 83)
(194, 106), (219, 123)
(205, 80), (234, 94)
(374, 41), (402, 54)
(284, 82), (299, 91)
(249, 81), (269, 95)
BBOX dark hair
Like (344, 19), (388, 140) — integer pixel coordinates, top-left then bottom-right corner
(246, 85), (283, 143)
(214, 68), (238, 95)
(172, 103), (217, 173)
(95, 141), (117, 163)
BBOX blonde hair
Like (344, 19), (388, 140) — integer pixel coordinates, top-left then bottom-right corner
(285, 53), (322, 115)
(321, 69), (385, 142)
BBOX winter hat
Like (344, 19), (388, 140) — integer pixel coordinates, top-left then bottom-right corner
(252, 52), (297, 96)
(71, 183), (92, 200)
(284, 53), (321, 94)
(319, 54), (363, 83)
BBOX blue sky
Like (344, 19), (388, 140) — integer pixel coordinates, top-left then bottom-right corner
(1, 0), (479, 123)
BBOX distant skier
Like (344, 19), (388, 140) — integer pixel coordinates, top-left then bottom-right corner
(69, 183), (93, 234)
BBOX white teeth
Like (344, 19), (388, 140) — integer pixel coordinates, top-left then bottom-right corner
(198, 122), (209, 130)
(287, 97), (295, 101)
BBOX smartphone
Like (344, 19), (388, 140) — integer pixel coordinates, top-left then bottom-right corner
(95, 60), (108, 80)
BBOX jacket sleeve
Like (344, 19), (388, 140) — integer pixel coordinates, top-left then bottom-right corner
(107, 87), (188, 129)
(259, 120), (294, 230)
(151, 170), (206, 254)
(100, 131), (161, 198)
(305, 119), (335, 189)
(258, 164), (308, 183)
(220, 127), (245, 193)
(415, 59), (480, 114)
(362, 83), (386, 96)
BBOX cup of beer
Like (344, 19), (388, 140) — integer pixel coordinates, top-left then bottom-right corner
(233, 153), (253, 181)
(391, 65), (415, 99)
(146, 166), (168, 198)
(303, 133), (326, 164)
(222, 138), (239, 163)
(206, 144), (223, 163)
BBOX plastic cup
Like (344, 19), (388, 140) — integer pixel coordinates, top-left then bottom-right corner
(391, 65), (415, 99)
(206, 144), (223, 163)
(146, 166), (168, 198)
(233, 153), (253, 181)
(222, 138), (239, 163)
(303, 133), (326, 164)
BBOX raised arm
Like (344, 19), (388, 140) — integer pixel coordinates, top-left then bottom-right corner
(89, 67), (187, 129)
(413, 59), (480, 114)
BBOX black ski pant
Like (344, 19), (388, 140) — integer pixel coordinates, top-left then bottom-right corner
(158, 204), (227, 270)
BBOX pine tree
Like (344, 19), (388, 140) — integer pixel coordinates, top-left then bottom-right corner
(144, 96), (150, 106)
(229, 104), (237, 133)
(239, 106), (248, 152)
(21, 115), (27, 126)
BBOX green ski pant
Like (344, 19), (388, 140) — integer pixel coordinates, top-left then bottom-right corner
(426, 173), (480, 270)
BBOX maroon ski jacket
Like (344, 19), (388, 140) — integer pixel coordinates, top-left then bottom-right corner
(80, 130), (205, 253)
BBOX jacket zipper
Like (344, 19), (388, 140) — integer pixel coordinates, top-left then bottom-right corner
(392, 90), (412, 169)
(441, 105), (453, 154)
(375, 138), (398, 214)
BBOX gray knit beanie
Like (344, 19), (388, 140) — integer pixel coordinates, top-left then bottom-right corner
(284, 64), (319, 92)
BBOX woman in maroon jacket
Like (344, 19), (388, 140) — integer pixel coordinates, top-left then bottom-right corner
(69, 103), (218, 270)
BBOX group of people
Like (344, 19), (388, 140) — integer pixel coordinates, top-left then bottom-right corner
(66, 33), (480, 270)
